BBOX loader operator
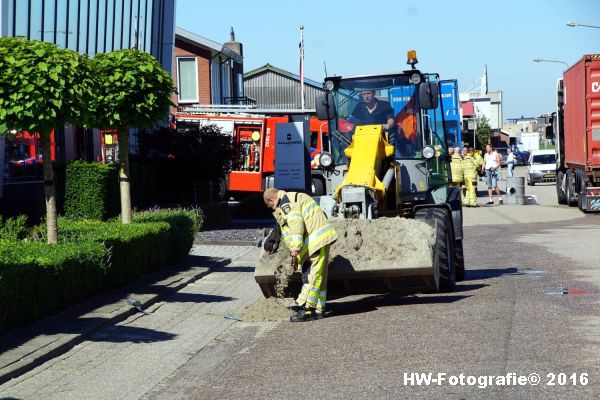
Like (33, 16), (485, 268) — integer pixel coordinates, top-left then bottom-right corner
(348, 90), (395, 130)
(263, 188), (338, 322)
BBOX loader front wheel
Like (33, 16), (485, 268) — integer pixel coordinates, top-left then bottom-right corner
(415, 208), (456, 292)
(455, 239), (465, 282)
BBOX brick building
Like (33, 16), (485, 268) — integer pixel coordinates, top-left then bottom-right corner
(173, 27), (244, 111)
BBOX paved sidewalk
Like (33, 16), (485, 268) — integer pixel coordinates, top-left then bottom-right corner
(0, 244), (256, 386)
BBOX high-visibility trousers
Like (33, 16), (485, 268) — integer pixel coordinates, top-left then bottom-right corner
(462, 179), (477, 206)
(296, 245), (330, 312)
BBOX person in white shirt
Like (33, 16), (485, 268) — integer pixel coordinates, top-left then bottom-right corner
(482, 144), (503, 205)
(506, 148), (516, 177)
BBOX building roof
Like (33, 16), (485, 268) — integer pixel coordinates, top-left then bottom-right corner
(175, 27), (242, 64)
(244, 64), (323, 89)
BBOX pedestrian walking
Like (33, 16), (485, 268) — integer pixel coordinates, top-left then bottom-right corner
(506, 148), (516, 177)
(263, 188), (338, 322)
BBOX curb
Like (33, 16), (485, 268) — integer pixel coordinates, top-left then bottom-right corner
(0, 258), (224, 386)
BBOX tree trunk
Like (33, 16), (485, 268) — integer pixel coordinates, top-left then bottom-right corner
(118, 127), (132, 224)
(41, 134), (58, 244)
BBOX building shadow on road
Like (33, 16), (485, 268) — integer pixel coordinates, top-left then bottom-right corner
(215, 265), (255, 273)
(0, 316), (178, 357)
(453, 283), (489, 292)
(87, 323), (177, 343)
(466, 267), (519, 280)
(326, 292), (471, 317)
(164, 292), (234, 303)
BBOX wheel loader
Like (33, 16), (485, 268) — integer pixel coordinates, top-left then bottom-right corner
(255, 51), (464, 297)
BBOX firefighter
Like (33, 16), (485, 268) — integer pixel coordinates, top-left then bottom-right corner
(263, 188), (338, 322)
(449, 147), (464, 189)
(462, 148), (478, 207)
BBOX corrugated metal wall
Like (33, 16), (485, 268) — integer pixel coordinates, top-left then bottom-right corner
(244, 71), (323, 109)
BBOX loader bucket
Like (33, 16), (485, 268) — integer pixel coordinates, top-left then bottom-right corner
(254, 217), (437, 298)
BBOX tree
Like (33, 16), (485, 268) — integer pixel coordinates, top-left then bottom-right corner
(92, 50), (175, 223)
(475, 115), (492, 151)
(0, 38), (93, 243)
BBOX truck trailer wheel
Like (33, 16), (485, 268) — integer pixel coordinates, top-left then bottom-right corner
(415, 208), (456, 292)
(566, 172), (576, 206)
(556, 170), (567, 205)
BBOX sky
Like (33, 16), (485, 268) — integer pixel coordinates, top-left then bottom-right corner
(176, 0), (600, 120)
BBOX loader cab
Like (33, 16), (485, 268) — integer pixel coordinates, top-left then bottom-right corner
(317, 71), (451, 190)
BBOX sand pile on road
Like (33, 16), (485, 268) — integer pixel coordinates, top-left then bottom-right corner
(255, 217), (436, 286)
(240, 298), (295, 322)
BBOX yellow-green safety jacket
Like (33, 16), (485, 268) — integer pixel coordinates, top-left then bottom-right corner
(462, 154), (477, 180)
(273, 190), (338, 256)
(474, 153), (484, 172)
(450, 154), (464, 183)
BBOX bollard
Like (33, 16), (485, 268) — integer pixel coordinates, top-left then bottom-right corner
(506, 176), (525, 205)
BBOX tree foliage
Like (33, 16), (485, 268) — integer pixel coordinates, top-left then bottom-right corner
(92, 49), (175, 224)
(138, 124), (234, 178)
(0, 37), (94, 243)
(0, 37), (93, 135)
(475, 115), (492, 150)
(91, 49), (175, 130)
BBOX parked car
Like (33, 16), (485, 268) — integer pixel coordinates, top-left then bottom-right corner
(496, 147), (509, 166)
(514, 150), (530, 166)
(527, 150), (556, 185)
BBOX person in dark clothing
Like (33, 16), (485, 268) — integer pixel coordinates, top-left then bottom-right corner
(348, 90), (395, 128)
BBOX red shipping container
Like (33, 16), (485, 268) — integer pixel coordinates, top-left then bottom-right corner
(563, 54), (600, 170)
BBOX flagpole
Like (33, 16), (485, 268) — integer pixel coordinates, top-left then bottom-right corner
(300, 26), (305, 111)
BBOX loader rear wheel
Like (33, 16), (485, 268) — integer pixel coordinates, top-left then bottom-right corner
(415, 208), (456, 292)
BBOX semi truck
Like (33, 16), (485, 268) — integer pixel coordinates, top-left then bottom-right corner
(551, 54), (600, 212)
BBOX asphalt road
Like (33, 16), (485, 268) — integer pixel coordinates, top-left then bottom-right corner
(1, 166), (599, 399)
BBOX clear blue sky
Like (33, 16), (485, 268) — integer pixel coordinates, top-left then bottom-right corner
(176, 0), (600, 120)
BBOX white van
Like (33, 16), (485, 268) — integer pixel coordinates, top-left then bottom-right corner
(527, 150), (556, 185)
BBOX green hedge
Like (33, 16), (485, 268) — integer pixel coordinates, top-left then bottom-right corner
(133, 208), (199, 258)
(55, 219), (172, 287)
(0, 210), (196, 333)
(64, 161), (119, 220)
(0, 240), (106, 332)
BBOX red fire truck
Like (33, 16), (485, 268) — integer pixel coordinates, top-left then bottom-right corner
(175, 108), (330, 195)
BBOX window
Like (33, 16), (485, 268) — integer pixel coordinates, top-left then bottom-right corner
(211, 57), (222, 104)
(177, 57), (199, 103)
(236, 72), (243, 97)
(221, 60), (231, 99)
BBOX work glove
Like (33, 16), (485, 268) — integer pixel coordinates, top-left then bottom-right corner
(263, 225), (281, 253)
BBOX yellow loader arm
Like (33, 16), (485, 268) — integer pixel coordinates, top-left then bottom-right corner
(334, 124), (395, 201)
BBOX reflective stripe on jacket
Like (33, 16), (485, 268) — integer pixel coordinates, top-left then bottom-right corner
(462, 154), (477, 180)
(273, 190), (338, 255)
(450, 154), (464, 183)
